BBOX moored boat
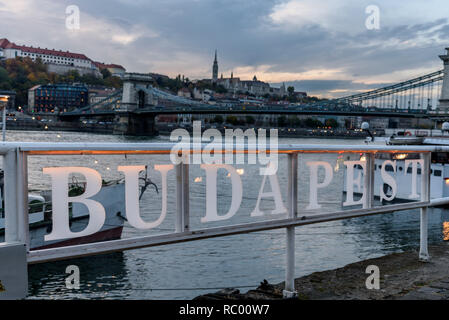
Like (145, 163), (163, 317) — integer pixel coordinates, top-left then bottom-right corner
(346, 132), (449, 203)
(0, 174), (126, 250)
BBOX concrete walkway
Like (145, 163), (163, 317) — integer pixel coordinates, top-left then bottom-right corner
(195, 243), (449, 300)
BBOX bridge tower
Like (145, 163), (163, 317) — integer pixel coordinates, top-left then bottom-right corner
(120, 73), (156, 111)
(439, 48), (449, 112)
(114, 73), (158, 136)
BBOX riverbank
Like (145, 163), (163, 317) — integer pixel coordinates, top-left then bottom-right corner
(157, 126), (374, 139)
(5, 120), (115, 134)
(195, 243), (449, 300)
(5, 120), (374, 139)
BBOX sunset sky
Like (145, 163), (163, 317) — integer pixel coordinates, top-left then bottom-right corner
(1, 0), (449, 97)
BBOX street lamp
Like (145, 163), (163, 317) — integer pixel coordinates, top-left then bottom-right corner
(0, 95), (9, 142)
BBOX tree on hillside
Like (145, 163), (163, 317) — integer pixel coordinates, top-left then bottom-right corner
(325, 118), (339, 128)
(100, 68), (112, 79)
(0, 57), (123, 107)
(213, 115), (223, 124)
(278, 115), (287, 127)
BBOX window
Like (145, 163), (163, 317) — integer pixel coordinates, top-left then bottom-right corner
(434, 170), (442, 177)
(407, 167), (422, 175)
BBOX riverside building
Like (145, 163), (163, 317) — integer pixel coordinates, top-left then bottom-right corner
(0, 38), (123, 78)
(28, 83), (88, 113)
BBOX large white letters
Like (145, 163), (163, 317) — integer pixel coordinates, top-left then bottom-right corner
(343, 160), (366, 207)
(306, 161), (333, 210)
(42, 154), (417, 243)
(404, 159), (424, 199)
(43, 167), (105, 241)
(118, 165), (173, 229)
(251, 165), (287, 217)
(201, 164), (243, 222)
(380, 160), (397, 202)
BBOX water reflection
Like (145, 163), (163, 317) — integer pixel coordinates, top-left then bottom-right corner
(28, 252), (128, 299)
(443, 221), (449, 241)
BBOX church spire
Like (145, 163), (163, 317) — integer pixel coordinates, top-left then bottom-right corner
(212, 49), (218, 83)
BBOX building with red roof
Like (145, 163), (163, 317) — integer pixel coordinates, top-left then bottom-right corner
(0, 37), (102, 77)
(93, 61), (126, 77)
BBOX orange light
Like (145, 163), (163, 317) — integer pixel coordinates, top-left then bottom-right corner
(236, 169), (245, 175)
(443, 221), (449, 241)
(394, 154), (407, 160)
(445, 179), (449, 185)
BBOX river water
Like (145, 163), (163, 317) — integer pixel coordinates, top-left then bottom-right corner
(4, 130), (448, 299)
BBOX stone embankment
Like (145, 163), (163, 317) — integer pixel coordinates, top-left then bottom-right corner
(195, 244), (449, 300)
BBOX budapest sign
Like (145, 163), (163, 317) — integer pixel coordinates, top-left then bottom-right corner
(40, 122), (426, 242)
(42, 157), (425, 242)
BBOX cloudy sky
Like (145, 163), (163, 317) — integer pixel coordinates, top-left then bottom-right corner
(1, 0), (449, 97)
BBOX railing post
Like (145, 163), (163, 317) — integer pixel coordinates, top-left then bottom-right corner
(4, 149), (29, 250)
(17, 150), (29, 251)
(182, 161), (190, 232)
(419, 152), (431, 261)
(284, 153), (298, 298)
(4, 149), (18, 243)
(363, 153), (375, 209)
(175, 155), (189, 233)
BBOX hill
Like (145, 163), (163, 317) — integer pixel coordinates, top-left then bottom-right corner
(0, 57), (122, 107)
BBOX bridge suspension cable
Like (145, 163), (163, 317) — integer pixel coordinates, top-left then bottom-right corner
(63, 89), (123, 115)
(139, 85), (211, 108)
(335, 70), (444, 111)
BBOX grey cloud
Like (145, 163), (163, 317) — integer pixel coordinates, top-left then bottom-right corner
(271, 80), (392, 98)
(1, 0), (448, 98)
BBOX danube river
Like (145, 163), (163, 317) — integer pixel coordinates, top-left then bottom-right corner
(5, 130), (447, 299)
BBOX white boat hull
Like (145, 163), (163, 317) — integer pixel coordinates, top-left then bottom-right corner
(0, 183), (125, 250)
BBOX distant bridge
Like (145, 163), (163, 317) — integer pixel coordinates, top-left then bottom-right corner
(56, 48), (449, 135)
(334, 69), (444, 110)
(60, 105), (433, 118)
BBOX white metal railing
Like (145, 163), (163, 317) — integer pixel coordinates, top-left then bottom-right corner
(1, 142), (449, 297)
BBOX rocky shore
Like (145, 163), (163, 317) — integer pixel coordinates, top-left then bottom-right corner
(195, 243), (449, 300)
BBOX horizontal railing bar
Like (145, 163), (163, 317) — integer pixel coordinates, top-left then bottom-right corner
(0, 142), (441, 155)
(0, 141), (445, 152)
(27, 198), (448, 264)
(24, 149), (436, 156)
(429, 197), (449, 207)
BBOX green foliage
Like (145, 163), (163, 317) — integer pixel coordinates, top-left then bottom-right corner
(0, 57), (122, 107)
(245, 115), (255, 125)
(289, 116), (302, 127)
(213, 115), (224, 124)
(305, 118), (323, 128)
(156, 76), (183, 92)
(226, 115), (238, 125)
(277, 115), (287, 127)
(100, 68), (112, 79)
(324, 118), (339, 128)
